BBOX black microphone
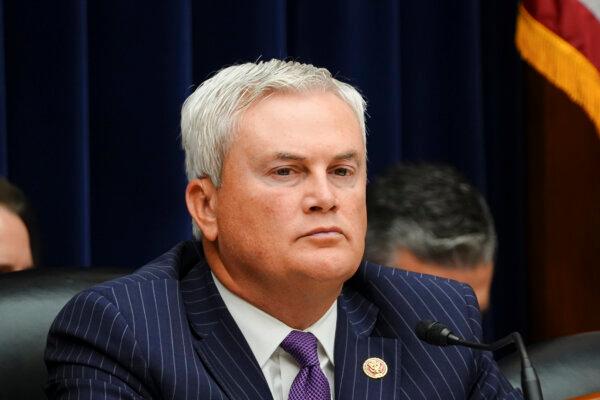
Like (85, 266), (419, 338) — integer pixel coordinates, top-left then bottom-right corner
(415, 320), (543, 400)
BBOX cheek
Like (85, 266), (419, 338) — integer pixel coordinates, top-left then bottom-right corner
(345, 192), (368, 234)
(263, 194), (295, 214)
(220, 189), (295, 237)
(254, 195), (299, 239)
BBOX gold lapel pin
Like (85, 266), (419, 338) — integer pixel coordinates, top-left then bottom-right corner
(362, 357), (388, 379)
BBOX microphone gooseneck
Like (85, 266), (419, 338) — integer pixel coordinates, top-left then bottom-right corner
(415, 320), (543, 400)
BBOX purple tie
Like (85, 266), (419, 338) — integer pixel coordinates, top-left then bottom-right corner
(280, 330), (331, 400)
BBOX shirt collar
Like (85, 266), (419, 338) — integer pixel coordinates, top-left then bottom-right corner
(212, 272), (337, 368)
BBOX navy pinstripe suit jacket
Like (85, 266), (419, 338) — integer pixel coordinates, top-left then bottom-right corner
(45, 241), (522, 399)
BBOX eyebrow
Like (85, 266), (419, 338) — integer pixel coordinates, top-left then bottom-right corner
(274, 152), (306, 161)
(273, 150), (361, 164)
(334, 151), (360, 162)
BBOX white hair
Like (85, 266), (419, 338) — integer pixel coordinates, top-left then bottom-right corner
(181, 59), (368, 238)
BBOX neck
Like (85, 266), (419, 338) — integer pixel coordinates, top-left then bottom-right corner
(203, 240), (342, 330)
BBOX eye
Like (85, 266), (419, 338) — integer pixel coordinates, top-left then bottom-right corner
(333, 167), (351, 176)
(264, 164), (304, 185)
(275, 167), (292, 176)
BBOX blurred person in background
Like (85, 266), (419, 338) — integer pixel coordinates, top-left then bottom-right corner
(0, 177), (38, 272)
(366, 163), (496, 312)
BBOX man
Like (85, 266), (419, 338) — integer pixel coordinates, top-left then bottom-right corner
(366, 164), (496, 311)
(45, 60), (521, 399)
(0, 177), (37, 272)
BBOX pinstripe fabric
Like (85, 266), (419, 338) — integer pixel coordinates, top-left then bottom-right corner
(45, 241), (522, 399)
(334, 262), (523, 400)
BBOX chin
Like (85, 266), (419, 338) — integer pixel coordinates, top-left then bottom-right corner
(295, 251), (361, 282)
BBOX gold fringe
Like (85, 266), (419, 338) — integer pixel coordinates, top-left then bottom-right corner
(516, 3), (600, 136)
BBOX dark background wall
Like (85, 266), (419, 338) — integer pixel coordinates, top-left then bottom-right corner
(2, 0), (596, 342)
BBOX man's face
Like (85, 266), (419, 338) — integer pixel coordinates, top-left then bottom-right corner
(394, 249), (494, 311)
(0, 206), (33, 273)
(212, 90), (367, 291)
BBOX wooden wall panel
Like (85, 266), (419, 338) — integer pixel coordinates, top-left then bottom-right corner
(525, 65), (600, 340)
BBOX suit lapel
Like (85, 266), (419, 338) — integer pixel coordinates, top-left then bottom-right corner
(179, 245), (402, 400)
(335, 279), (402, 400)
(181, 262), (273, 400)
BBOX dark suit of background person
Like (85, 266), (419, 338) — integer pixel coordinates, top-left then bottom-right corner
(45, 60), (522, 399)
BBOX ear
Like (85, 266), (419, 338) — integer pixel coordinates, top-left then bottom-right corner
(185, 178), (219, 241)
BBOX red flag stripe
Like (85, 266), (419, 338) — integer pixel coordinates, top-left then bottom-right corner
(523, 0), (600, 71)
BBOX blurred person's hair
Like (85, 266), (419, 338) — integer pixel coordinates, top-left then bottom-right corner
(181, 59), (368, 238)
(0, 178), (40, 266)
(366, 164), (496, 268)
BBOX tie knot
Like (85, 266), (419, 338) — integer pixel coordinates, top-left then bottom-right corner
(281, 330), (320, 367)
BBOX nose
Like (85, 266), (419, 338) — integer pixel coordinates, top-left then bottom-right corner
(302, 172), (337, 213)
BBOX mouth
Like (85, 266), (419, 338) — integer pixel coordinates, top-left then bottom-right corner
(301, 226), (345, 239)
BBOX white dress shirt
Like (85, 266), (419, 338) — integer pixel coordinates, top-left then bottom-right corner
(212, 273), (336, 400)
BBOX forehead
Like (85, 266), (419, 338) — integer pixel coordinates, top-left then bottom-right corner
(233, 90), (365, 158)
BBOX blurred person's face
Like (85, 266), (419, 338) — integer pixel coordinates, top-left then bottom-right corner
(394, 249), (493, 311)
(187, 90), (367, 301)
(0, 206), (33, 272)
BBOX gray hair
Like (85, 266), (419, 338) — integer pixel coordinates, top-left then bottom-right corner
(181, 59), (367, 238)
(366, 164), (497, 268)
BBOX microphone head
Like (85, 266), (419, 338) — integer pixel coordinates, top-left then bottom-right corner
(415, 320), (437, 340)
(415, 320), (454, 346)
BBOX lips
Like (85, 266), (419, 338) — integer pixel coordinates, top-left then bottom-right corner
(301, 226), (344, 238)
